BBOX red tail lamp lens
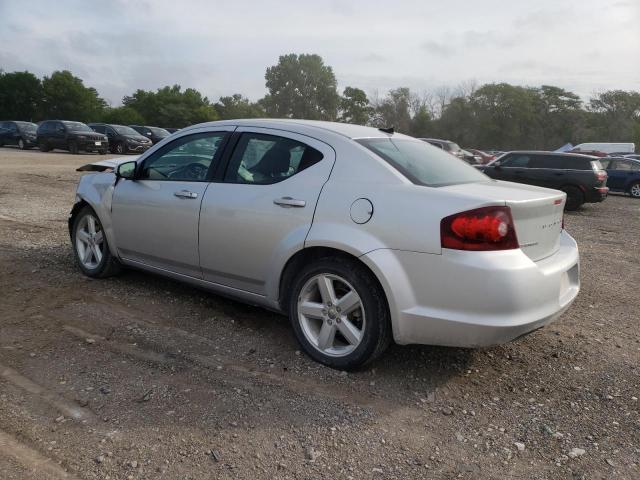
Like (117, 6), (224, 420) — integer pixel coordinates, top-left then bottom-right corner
(441, 206), (519, 251)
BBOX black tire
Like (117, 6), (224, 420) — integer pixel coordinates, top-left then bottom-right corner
(562, 186), (584, 211)
(68, 140), (79, 154)
(629, 182), (640, 199)
(98, 149), (107, 155)
(18, 138), (26, 150)
(114, 142), (126, 154)
(288, 256), (392, 370)
(39, 141), (50, 152)
(71, 205), (121, 278)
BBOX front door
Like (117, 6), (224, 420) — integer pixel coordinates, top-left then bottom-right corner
(198, 128), (335, 295)
(111, 130), (230, 277)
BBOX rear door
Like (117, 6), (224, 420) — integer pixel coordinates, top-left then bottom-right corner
(608, 159), (640, 191)
(111, 129), (231, 277)
(198, 128), (334, 294)
(489, 153), (532, 183)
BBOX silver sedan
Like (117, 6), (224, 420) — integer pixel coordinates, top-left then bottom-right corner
(70, 119), (580, 369)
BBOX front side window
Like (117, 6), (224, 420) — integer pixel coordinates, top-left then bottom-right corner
(614, 160), (640, 171)
(501, 154), (531, 168)
(224, 133), (323, 185)
(357, 138), (487, 187)
(140, 132), (226, 181)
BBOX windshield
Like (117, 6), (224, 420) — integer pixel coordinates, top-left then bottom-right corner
(63, 121), (93, 132)
(149, 127), (169, 137)
(113, 125), (140, 135)
(356, 138), (488, 187)
(16, 122), (37, 133)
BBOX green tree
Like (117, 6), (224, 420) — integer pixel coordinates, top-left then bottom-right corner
(588, 90), (640, 142)
(123, 85), (218, 128)
(263, 53), (340, 120)
(101, 106), (145, 125)
(533, 85), (583, 148)
(372, 87), (413, 133)
(409, 105), (432, 137)
(0, 71), (43, 121)
(339, 87), (372, 125)
(215, 94), (264, 119)
(40, 70), (106, 122)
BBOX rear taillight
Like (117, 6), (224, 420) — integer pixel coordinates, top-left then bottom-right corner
(441, 206), (519, 251)
(595, 170), (607, 182)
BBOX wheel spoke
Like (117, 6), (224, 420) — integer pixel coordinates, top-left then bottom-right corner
(87, 216), (96, 235)
(317, 275), (337, 305)
(336, 290), (360, 315)
(299, 301), (325, 319)
(337, 317), (362, 346)
(94, 230), (104, 245)
(317, 321), (336, 351)
(81, 244), (93, 263)
(91, 244), (102, 264)
(77, 229), (91, 244)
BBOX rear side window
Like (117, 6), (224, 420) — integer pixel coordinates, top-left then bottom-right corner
(356, 138), (487, 187)
(224, 133), (323, 185)
(556, 156), (592, 170)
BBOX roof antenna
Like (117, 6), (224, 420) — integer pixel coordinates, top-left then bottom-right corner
(378, 126), (394, 135)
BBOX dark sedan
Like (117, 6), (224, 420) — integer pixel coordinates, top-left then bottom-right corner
(129, 125), (170, 144)
(0, 121), (38, 149)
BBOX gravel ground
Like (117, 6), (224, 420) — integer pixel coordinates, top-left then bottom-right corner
(0, 147), (638, 480)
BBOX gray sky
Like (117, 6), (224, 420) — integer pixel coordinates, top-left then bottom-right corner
(1, 0), (638, 106)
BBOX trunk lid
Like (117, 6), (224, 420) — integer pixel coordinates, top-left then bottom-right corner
(442, 180), (565, 261)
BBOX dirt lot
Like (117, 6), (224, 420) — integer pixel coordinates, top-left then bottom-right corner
(0, 147), (638, 480)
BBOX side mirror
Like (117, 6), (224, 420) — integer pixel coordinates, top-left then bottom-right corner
(116, 161), (137, 180)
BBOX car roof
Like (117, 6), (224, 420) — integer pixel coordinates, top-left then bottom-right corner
(184, 119), (413, 140)
(505, 150), (599, 160)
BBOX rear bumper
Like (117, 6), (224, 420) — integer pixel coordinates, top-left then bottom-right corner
(586, 186), (608, 203)
(363, 230), (580, 347)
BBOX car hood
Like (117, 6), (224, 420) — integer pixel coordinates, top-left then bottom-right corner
(76, 156), (140, 172)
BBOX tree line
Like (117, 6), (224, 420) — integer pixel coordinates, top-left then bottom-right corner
(1, 53), (639, 150)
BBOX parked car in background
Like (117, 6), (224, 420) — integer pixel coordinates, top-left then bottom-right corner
(569, 148), (607, 157)
(419, 138), (464, 159)
(479, 151), (608, 210)
(598, 157), (640, 198)
(165, 128), (181, 134)
(624, 154), (640, 161)
(129, 125), (170, 144)
(69, 119), (579, 369)
(0, 121), (38, 149)
(572, 142), (635, 155)
(88, 123), (152, 154)
(467, 148), (496, 165)
(36, 120), (108, 154)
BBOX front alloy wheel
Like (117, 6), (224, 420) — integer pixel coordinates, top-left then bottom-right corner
(72, 206), (121, 278)
(18, 138), (25, 150)
(630, 182), (640, 198)
(289, 257), (391, 370)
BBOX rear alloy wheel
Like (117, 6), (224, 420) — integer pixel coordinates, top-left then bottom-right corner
(72, 206), (121, 278)
(629, 182), (640, 198)
(289, 257), (391, 370)
(115, 142), (126, 154)
(562, 185), (584, 211)
(69, 140), (79, 154)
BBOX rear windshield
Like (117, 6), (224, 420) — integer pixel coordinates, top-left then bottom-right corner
(356, 138), (488, 187)
(149, 127), (169, 137)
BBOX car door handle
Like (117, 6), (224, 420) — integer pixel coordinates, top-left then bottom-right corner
(174, 190), (198, 199)
(273, 197), (306, 208)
